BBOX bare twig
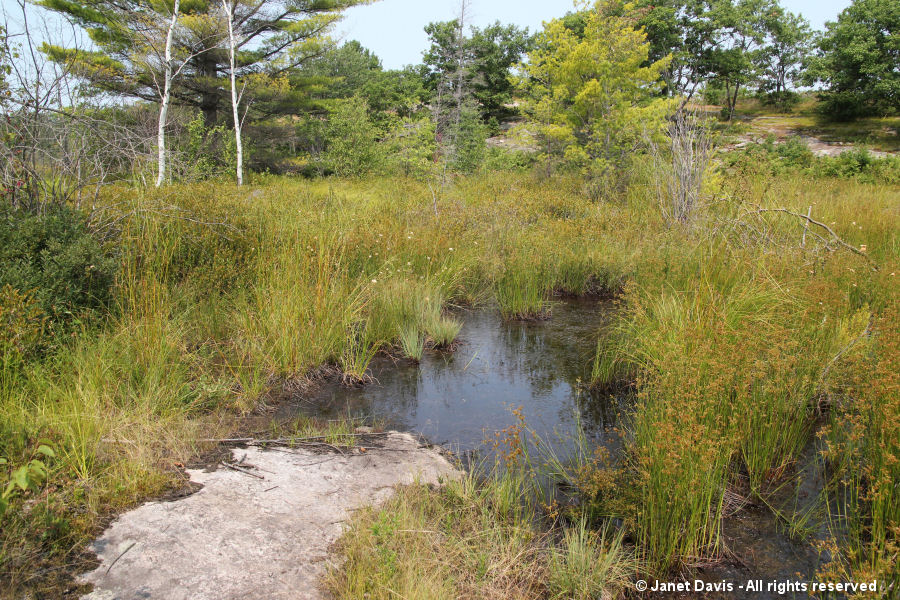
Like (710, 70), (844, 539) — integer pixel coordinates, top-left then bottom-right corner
(222, 462), (265, 479)
(105, 541), (136, 575)
(753, 207), (879, 270)
(801, 205), (811, 247)
(197, 432), (393, 445)
(649, 108), (713, 225)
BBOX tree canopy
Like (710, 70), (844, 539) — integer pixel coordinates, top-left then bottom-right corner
(40, 0), (375, 124)
(805, 0), (900, 120)
(517, 0), (672, 195)
(422, 19), (532, 125)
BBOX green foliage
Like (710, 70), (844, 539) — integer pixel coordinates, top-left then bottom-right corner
(302, 41), (427, 130)
(704, 0), (779, 120)
(754, 8), (812, 107)
(384, 117), (436, 179)
(0, 205), (116, 326)
(39, 0), (374, 125)
(516, 0), (672, 197)
(449, 107), (488, 173)
(723, 137), (900, 183)
(321, 96), (384, 177)
(422, 20), (533, 125)
(632, 0), (813, 116)
(0, 444), (54, 520)
(634, 0), (720, 97)
(183, 116), (237, 180)
(0, 286), (45, 393)
(818, 149), (900, 182)
(482, 146), (537, 172)
(805, 0), (900, 120)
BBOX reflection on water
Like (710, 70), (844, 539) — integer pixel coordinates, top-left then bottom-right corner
(294, 298), (619, 455)
(290, 297), (827, 591)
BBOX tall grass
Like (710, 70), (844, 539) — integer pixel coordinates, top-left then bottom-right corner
(1, 173), (636, 594)
(587, 175), (899, 576)
(1, 169), (896, 594)
(327, 464), (636, 600)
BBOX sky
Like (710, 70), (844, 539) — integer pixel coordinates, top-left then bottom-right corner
(337, 0), (854, 70)
(0, 0), (854, 71)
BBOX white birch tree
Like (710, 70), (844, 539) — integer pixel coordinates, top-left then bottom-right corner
(155, 0), (180, 187)
(222, 0), (244, 186)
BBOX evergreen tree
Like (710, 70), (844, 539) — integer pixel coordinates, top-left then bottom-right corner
(40, 0), (375, 125)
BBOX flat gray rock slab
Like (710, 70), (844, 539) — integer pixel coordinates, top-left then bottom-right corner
(81, 433), (459, 600)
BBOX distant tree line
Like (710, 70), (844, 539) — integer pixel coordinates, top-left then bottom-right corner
(0, 0), (896, 194)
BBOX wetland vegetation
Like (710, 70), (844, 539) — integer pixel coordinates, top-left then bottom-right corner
(1, 0), (898, 597)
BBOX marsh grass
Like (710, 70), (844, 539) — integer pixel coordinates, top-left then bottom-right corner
(398, 324), (425, 361)
(1, 173), (636, 594)
(326, 463), (636, 600)
(494, 265), (553, 320)
(586, 175), (899, 578)
(0, 169), (897, 594)
(548, 520), (634, 600)
(425, 314), (463, 349)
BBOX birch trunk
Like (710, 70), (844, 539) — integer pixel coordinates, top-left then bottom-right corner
(155, 0), (180, 188)
(223, 0), (243, 186)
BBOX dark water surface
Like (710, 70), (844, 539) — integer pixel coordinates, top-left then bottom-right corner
(292, 298), (826, 597)
(294, 298), (620, 456)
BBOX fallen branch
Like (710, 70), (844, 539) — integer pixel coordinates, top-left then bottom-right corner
(222, 462), (265, 480)
(753, 207), (879, 270)
(106, 541), (136, 575)
(196, 432), (394, 445)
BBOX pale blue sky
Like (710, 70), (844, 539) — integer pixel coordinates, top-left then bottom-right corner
(338, 0), (854, 69)
(0, 0), (853, 70)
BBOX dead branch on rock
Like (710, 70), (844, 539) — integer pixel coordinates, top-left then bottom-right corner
(222, 462), (265, 479)
(196, 432), (394, 445)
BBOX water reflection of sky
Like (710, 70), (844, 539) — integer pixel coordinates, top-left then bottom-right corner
(297, 299), (620, 455)
(292, 298), (828, 588)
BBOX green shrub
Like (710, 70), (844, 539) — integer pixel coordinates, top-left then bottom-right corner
(723, 139), (900, 184)
(449, 108), (489, 173)
(0, 205), (116, 326)
(180, 116), (238, 181)
(774, 136), (815, 167)
(482, 146), (537, 171)
(0, 285), (44, 359)
(385, 117), (436, 179)
(756, 90), (802, 111)
(322, 96), (384, 177)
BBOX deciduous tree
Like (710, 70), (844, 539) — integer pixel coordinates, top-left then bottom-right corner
(516, 0), (672, 198)
(805, 0), (900, 120)
(754, 7), (811, 106)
